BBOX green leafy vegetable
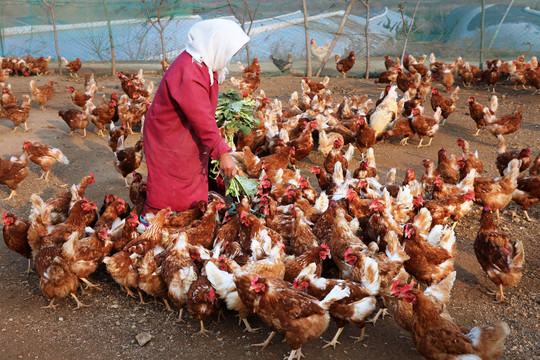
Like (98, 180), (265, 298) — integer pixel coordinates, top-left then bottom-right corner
(215, 89), (259, 147)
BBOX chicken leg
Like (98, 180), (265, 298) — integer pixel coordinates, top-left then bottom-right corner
(349, 327), (366, 343)
(194, 320), (210, 336)
(81, 277), (102, 291)
(251, 331), (275, 349)
(71, 293), (89, 310)
(287, 347), (304, 360)
(241, 317), (260, 333)
(41, 298), (58, 309)
(474, 128), (482, 137)
(322, 327), (344, 349)
(3, 190), (17, 201)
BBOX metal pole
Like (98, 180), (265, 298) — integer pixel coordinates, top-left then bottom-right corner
(488, 0), (515, 49)
(479, 0), (485, 70)
(302, 0), (312, 77)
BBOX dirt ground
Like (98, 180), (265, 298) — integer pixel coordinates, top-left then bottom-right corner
(1, 63), (539, 360)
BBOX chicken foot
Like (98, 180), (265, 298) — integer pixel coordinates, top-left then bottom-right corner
(39, 170), (51, 181)
(287, 347), (304, 360)
(81, 277), (102, 291)
(162, 298), (174, 312)
(322, 327), (344, 349)
(400, 137), (409, 146)
(3, 190), (17, 201)
(474, 128), (483, 137)
(487, 284), (507, 303)
(349, 327), (366, 343)
(416, 137), (434, 149)
(123, 285), (136, 298)
(193, 320), (210, 336)
(251, 331), (276, 350)
(41, 298), (59, 310)
(366, 308), (389, 325)
(71, 293), (89, 310)
(240, 316), (260, 333)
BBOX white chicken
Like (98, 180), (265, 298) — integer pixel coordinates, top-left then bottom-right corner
(369, 85), (398, 138)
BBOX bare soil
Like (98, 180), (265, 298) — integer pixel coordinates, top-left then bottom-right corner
(1, 65), (539, 360)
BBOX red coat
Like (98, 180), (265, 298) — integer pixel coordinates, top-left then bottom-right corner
(143, 51), (231, 211)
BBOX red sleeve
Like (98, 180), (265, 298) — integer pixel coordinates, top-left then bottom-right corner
(171, 77), (231, 160)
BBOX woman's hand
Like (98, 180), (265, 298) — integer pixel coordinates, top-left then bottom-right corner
(219, 152), (237, 178)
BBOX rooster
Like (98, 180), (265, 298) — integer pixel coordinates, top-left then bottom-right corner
(335, 51), (355, 78)
(22, 141), (69, 181)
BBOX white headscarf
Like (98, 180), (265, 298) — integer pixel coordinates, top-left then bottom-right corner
(185, 19), (250, 85)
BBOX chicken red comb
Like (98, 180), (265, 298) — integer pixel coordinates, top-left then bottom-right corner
(2, 211), (8, 221)
(483, 205), (491, 211)
(321, 243), (329, 251)
(311, 166), (320, 175)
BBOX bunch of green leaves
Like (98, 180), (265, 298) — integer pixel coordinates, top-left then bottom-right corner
(225, 174), (259, 201)
(215, 89), (259, 147)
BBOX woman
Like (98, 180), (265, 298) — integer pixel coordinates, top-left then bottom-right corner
(142, 19), (249, 216)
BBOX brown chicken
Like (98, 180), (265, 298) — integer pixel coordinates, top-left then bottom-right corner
(474, 159), (520, 222)
(483, 103), (522, 138)
(105, 208), (170, 298)
(39, 199), (98, 250)
(430, 87), (458, 125)
(475, 206), (524, 302)
(2, 212), (32, 270)
(67, 83), (96, 109)
(111, 212), (140, 252)
(114, 136), (144, 186)
(525, 66), (540, 94)
(410, 107), (442, 148)
(117, 94), (149, 133)
(230, 65), (261, 97)
(0, 152), (29, 200)
(22, 140), (69, 180)
(1, 84), (16, 106)
(0, 94), (31, 132)
(384, 54), (400, 70)
(186, 266), (222, 334)
(392, 282), (510, 360)
(108, 122), (129, 152)
(402, 223), (454, 286)
(62, 57), (82, 77)
(58, 108), (90, 137)
(480, 65), (500, 92)
(383, 116), (415, 146)
(374, 68), (398, 84)
(512, 175), (540, 221)
(161, 59), (170, 73)
(324, 138), (348, 174)
(87, 97), (117, 137)
(335, 51), (355, 78)
(295, 270), (377, 348)
(456, 137), (484, 174)
(233, 272), (349, 359)
(27, 56), (50, 75)
(468, 96), (491, 136)
(435, 148), (459, 185)
(29, 80), (54, 110)
(287, 120), (316, 166)
(34, 245), (87, 309)
(396, 67), (416, 94)
(495, 134), (530, 175)
(355, 116), (377, 154)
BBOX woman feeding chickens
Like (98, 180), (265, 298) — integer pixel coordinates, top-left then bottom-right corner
(142, 19), (249, 216)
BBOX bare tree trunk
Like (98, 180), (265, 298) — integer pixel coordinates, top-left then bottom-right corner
(103, 0), (116, 75)
(141, 0), (172, 62)
(479, 0), (485, 69)
(302, 0), (312, 77)
(227, 0), (258, 64)
(315, 0), (355, 78)
(360, 0), (370, 79)
(42, 0), (62, 75)
(399, 0), (422, 65)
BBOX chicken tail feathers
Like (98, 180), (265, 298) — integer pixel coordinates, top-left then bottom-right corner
(467, 321), (510, 360)
(385, 230), (410, 263)
(424, 271), (456, 306)
(319, 285), (350, 310)
(29, 80), (36, 93)
(496, 134), (506, 154)
(451, 86), (460, 102)
(489, 94), (498, 113)
(52, 148), (70, 165)
(510, 240), (525, 271)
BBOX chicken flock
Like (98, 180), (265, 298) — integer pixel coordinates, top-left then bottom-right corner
(1, 52), (539, 360)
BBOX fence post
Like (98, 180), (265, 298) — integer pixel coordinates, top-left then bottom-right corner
(103, 0), (116, 76)
(479, 0), (485, 70)
(302, 0), (312, 77)
(360, 0), (370, 79)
